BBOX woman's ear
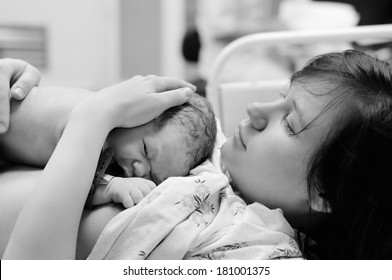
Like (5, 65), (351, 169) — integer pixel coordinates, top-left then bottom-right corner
(309, 194), (332, 213)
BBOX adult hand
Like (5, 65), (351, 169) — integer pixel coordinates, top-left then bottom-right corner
(75, 75), (196, 131)
(0, 58), (41, 133)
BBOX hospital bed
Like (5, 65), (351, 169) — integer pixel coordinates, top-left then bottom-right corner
(206, 24), (392, 136)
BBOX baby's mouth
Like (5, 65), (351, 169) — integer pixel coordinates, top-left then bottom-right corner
(105, 161), (125, 177)
(238, 125), (247, 150)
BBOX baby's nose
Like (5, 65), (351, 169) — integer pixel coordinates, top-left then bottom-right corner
(132, 161), (151, 179)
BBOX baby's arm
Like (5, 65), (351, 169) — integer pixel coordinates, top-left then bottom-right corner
(92, 175), (156, 208)
(0, 86), (92, 167)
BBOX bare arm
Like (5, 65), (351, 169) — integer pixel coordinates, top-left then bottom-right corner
(3, 75), (195, 259)
(0, 86), (92, 167)
(3, 109), (108, 259)
(0, 58), (41, 134)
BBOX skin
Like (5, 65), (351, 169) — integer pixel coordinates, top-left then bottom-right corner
(0, 58), (41, 133)
(0, 86), (192, 179)
(0, 166), (122, 259)
(221, 83), (342, 229)
(0, 58), (344, 259)
(0, 76), (196, 259)
(106, 120), (190, 185)
(0, 81), (340, 259)
(3, 75), (195, 259)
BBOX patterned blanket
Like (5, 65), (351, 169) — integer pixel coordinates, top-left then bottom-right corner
(88, 160), (303, 260)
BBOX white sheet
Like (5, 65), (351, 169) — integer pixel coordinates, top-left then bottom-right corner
(88, 121), (303, 260)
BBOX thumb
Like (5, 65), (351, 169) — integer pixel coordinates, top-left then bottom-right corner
(10, 65), (41, 100)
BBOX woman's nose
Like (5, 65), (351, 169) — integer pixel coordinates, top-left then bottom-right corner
(132, 160), (151, 179)
(246, 102), (269, 130)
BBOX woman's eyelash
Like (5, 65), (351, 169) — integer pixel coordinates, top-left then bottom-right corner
(284, 117), (296, 135)
(279, 91), (288, 99)
(279, 92), (296, 135)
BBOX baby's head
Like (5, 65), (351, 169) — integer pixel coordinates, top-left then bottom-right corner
(106, 94), (216, 184)
(155, 93), (217, 171)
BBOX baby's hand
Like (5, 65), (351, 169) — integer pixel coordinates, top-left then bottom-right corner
(108, 177), (156, 208)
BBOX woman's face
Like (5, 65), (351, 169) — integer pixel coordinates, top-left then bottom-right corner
(221, 83), (340, 219)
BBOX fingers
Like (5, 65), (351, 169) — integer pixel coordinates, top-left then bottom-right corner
(131, 179), (156, 203)
(121, 179), (156, 208)
(155, 87), (195, 109)
(10, 64), (41, 100)
(96, 75), (197, 130)
(141, 179), (156, 192)
(144, 75), (196, 93)
(122, 196), (136, 208)
(138, 75), (196, 109)
(138, 75), (196, 108)
(0, 58), (41, 133)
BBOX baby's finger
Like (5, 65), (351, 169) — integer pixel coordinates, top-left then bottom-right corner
(122, 196), (135, 208)
(130, 188), (145, 205)
(143, 179), (156, 191)
(138, 183), (155, 197)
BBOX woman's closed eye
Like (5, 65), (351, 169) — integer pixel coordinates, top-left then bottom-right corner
(279, 91), (288, 99)
(284, 116), (296, 136)
(279, 91), (298, 136)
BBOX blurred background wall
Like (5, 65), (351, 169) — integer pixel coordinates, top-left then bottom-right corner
(0, 0), (187, 89)
(1, 0), (390, 93)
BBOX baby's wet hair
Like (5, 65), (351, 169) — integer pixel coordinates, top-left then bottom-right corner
(156, 93), (217, 170)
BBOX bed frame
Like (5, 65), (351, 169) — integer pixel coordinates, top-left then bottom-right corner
(206, 24), (392, 136)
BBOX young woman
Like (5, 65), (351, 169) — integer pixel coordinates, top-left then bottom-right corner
(221, 50), (392, 259)
(2, 50), (392, 259)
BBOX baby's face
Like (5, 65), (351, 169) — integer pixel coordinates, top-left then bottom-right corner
(106, 120), (190, 184)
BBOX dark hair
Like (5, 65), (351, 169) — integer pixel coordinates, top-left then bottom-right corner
(156, 93), (217, 170)
(293, 50), (392, 259)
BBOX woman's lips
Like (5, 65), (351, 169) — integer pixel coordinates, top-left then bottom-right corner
(234, 126), (246, 150)
(238, 125), (247, 150)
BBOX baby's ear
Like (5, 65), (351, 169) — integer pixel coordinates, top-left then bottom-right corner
(309, 194), (332, 213)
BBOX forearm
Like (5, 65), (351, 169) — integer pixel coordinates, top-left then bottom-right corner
(3, 111), (110, 259)
(91, 178), (114, 207)
(0, 86), (92, 166)
(3, 75), (194, 259)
